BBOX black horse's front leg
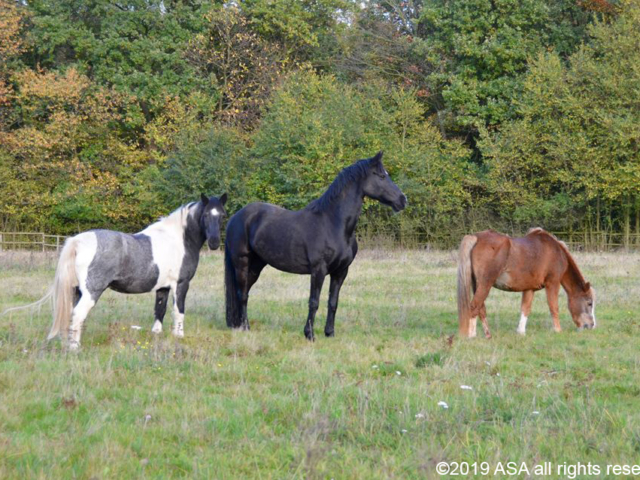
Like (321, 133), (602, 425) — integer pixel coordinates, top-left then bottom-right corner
(304, 270), (326, 341)
(325, 267), (349, 337)
(152, 287), (170, 334)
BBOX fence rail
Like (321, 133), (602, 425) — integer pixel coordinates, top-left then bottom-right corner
(1, 230), (639, 252)
(0, 232), (67, 252)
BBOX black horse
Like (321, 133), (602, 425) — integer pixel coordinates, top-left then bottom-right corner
(224, 152), (407, 340)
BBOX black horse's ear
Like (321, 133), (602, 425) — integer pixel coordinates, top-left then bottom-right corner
(200, 193), (209, 204)
(370, 151), (384, 173)
(220, 193), (228, 206)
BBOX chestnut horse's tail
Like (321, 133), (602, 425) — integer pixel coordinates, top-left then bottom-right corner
(457, 234), (478, 337)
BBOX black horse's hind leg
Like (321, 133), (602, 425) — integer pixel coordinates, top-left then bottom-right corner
(233, 255), (265, 331)
(232, 255), (252, 330)
(152, 287), (170, 334)
(304, 269), (326, 341)
(325, 267), (349, 337)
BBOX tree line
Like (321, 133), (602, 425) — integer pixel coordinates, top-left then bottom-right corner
(0, 0), (638, 248)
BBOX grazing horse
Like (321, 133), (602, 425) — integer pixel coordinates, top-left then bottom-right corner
(224, 152), (407, 340)
(5, 194), (227, 350)
(457, 228), (596, 338)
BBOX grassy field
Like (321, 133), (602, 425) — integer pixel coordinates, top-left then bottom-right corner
(1, 249), (640, 479)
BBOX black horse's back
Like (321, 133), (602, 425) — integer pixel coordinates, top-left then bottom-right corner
(224, 152), (407, 339)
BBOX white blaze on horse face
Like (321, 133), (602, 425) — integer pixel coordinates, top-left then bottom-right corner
(152, 320), (163, 334)
(517, 314), (528, 335)
(211, 208), (220, 216)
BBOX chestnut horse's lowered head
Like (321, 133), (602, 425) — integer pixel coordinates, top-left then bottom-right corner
(567, 280), (596, 329)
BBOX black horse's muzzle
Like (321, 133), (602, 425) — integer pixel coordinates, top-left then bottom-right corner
(392, 194), (408, 212)
(208, 238), (221, 250)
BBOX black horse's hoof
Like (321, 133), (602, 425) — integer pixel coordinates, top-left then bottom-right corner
(325, 330), (334, 337)
(304, 331), (315, 342)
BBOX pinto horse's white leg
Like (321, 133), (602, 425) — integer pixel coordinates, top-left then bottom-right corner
(152, 287), (170, 334)
(171, 281), (190, 338)
(170, 283), (183, 338)
(68, 294), (95, 351)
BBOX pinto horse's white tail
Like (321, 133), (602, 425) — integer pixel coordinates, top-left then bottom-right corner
(47, 238), (79, 340)
(457, 235), (478, 337)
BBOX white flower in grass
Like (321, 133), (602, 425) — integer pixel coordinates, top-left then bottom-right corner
(401, 429), (408, 433)
(131, 325), (142, 330)
(437, 401), (449, 409)
(532, 411), (540, 415)
(396, 371), (402, 376)
(415, 413), (425, 419)
(460, 385), (473, 390)
(372, 365), (379, 369)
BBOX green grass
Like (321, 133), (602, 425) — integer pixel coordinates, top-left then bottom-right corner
(1, 249), (640, 479)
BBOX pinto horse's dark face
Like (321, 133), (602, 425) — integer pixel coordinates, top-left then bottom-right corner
(362, 152), (407, 212)
(200, 193), (227, 250)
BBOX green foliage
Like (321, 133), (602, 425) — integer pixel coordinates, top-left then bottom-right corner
(417, 0), (594, 132)
(480, 0), (640, 234)
(1, 0), (638, 247)
(26, 0), (217, 118)
(158, 126), (250, 213)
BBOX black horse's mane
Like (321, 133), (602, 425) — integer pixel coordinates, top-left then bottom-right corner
(306, 159), (371, 212)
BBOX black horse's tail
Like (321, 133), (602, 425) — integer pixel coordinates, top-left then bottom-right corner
(225, 243), (242, 328)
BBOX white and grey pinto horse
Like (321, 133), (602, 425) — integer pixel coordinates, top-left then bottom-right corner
(7, 194), (227, 350)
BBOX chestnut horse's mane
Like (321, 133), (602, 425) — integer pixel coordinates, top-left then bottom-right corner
(527, 227), (588, 289)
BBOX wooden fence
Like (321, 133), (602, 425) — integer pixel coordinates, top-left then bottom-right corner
(1, 230), (639, 252)
(0, 232), (67, 252)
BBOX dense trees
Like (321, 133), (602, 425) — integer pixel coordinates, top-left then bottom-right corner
(0, 0), (637, 247)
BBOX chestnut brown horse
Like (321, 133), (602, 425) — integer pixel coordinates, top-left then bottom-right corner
(457, 228), (596, 338)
